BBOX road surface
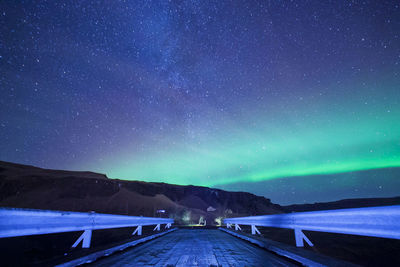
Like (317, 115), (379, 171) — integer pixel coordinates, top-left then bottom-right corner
(89, 229), (296, 266)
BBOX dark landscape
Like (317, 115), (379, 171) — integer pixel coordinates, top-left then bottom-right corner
(0, 160), (283, 225)
(1, 160), (399, 266)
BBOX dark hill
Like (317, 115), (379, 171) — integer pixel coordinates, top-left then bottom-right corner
(284, 196), (400, 212)
(0, 161), (283, 225)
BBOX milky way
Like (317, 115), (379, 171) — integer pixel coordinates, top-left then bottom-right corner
(1, 1), (399, 204)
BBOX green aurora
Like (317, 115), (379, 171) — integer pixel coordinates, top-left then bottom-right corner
(95, 82), (400, 187)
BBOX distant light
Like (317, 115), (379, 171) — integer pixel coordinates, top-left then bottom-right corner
(207, 206), (216, 212)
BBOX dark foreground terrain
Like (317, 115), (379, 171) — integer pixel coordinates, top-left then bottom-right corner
(233, 223), (400, 266)
(0, 225), (171, 267)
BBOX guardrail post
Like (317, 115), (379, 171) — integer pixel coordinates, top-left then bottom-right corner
(165, 223), (171, 229)
(294, 228), (313, 247)
(132, 225), (142, 236)
(72, 230), (92, 248)
(251, 225), (260, 235)
(153, 224), (160, 231)
(227, 223), (232, 229)
(235, 224), (241, 231)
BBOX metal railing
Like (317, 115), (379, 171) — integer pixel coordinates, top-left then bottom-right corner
(223, 205), (400, 247)
(0, 208), (173, 248)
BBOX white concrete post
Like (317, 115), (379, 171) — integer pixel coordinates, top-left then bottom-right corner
(72, 230), (92, 248)
(235, 224), (242, 231)
(251, 225), (261, 235)
(294, 228), (313, 247)
(153, 224), (160, 231)
(132, 225), (142, 236)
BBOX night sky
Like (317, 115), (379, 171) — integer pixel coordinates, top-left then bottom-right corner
(1, 1), (400, 204)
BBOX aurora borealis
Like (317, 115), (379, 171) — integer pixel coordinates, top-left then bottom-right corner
(1, 1), (400, 204)
(104, 93), (400, 187)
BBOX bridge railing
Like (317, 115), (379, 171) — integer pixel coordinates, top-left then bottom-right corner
(0, 208), (173, 248)
(223, 205), (400, 247)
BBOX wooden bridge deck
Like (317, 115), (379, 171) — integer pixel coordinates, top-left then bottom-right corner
(89, 229), (295, 266)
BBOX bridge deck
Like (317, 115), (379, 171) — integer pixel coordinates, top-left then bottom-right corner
(89, 229), (295, 266)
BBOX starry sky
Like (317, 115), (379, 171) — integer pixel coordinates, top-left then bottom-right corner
(1, 1), (400, 204)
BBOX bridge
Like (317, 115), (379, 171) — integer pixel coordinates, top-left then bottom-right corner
(1, 206), (399, 266)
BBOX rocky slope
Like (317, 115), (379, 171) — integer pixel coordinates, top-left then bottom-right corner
(0, 161), (283, 225)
